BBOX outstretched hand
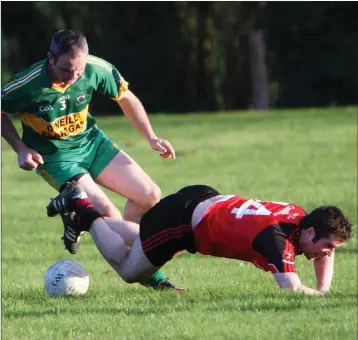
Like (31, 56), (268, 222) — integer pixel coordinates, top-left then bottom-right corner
(148, 137), (176, 159)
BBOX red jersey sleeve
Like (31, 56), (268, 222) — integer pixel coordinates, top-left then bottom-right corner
(252, 224), (297, 274)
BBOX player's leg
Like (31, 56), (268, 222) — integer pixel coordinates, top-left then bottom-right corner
(88, 217), (133, 270)
(55, 130), (123, 219)
(104, 217), (139, 247)
(47, 181), (183, 289)
(38, 134), (121, 251)
(75, 174), (122, 218)
(37, 162), (94, 254)
(113, 237), (160, 284)
(102, 185), (219, 278)
(97, 216), (181, 288)
(92, 150), (161, 224)
(37, 163), (121, 219)
(88, 202), (187, 285)
(89, 219), (159, 283)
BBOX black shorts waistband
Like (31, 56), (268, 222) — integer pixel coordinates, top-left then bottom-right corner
(176, 185), (221, 224)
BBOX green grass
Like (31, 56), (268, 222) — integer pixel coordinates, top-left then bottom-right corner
(2, 107), (357, 340)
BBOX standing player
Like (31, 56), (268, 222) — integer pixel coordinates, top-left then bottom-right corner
(1, 29), (179, 289)
(47, 182), (353, 294)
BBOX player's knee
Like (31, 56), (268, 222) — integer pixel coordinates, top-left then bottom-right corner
(121, 275), (136, 284)
(120, 269), (138, 284)
(143, 184), (161, 209)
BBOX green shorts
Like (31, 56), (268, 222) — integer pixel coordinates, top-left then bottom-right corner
(36, 131), (120, 191)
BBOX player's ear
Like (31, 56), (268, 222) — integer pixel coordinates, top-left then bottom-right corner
(306, 227), (316, 241)
(47, 52), (54, 65)
(302, 227), (315, 242)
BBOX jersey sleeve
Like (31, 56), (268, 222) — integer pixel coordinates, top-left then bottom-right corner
(252, 225), (297, 274)
(88, 56), (129, 101)
(1, 80), (29, 114)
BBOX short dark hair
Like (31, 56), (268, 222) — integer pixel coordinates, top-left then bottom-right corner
(300, 206), (353, 243)
(49, 29), (88, 63)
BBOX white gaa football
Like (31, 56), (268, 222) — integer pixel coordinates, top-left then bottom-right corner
(44, 259), (89, 297)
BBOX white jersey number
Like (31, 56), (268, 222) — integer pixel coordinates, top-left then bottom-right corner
(231, 199), (289, 219)
(59, 100), (67, 110)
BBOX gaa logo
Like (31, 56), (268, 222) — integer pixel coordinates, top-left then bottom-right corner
(52, 273), (65, 286)
(39, 105), (54, 112)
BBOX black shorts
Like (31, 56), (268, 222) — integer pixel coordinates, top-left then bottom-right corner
(140, 185), (220, 267)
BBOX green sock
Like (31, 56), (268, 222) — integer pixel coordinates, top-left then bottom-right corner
(140, 270), (168, 288)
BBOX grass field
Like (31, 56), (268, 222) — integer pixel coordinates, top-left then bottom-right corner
(2, 107), (357, 340)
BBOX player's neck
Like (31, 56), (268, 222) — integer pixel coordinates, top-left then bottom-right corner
(52, 81), (67, 88)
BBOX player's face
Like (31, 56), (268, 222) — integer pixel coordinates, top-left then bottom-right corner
(301, 228), (344, 260)
(48, 52), (87, 85)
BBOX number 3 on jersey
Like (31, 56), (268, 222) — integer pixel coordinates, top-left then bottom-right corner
(59, 100), (66, 110)
(231, 199), (288, 219)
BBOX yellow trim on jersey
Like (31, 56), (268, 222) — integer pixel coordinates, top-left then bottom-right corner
(88, 55), (112, 66)
(112, 80), (129, 101)
(87, 56), (113, 73)
(5, 72), (41, 94)
(51, 83), (71, 93)
(87, 60), (113, 73)
(19, 105), (89, 140)
(4, 64), (43, 88)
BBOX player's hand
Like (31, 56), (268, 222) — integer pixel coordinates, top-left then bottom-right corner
(148, 137), (176, 159)
(17, 146), (44, 171)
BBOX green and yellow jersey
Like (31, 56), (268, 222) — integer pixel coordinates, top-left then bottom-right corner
(1, 55), (128, 157)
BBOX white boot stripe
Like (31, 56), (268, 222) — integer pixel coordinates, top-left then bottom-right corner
(67, 229), (76, 237)
(73, 192), (88, 199)
(65, 232), (76, 241)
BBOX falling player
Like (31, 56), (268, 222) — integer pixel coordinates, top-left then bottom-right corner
(47, 182), (353, 295)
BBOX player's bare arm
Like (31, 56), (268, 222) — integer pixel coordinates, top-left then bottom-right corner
(1, 112), (25, 152)
(313, 251), (335, 292)
(273, 272), (323, 295)
(117, 90), (175, 159)
(1, 112), (43, 170)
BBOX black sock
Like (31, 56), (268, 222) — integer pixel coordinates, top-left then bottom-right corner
(76, 204), (103, 231)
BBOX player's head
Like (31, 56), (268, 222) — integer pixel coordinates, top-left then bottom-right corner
(47, 29), (88, 84)
(299, 206), (353, 260)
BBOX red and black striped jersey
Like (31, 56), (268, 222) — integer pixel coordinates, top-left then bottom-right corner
(193, 195), (305, 273)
